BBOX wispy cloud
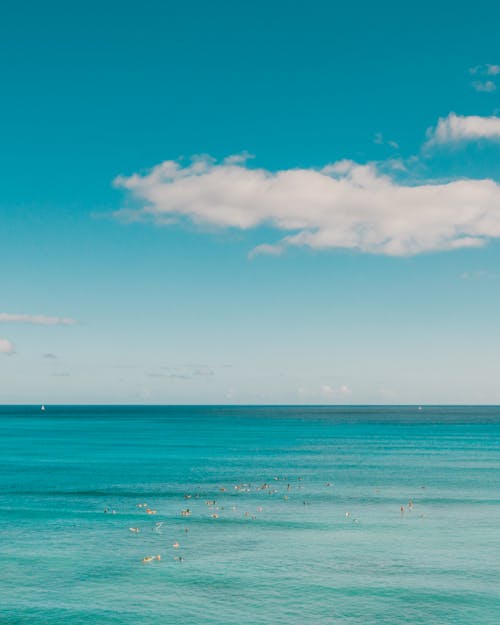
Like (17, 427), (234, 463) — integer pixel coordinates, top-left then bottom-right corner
(425, 112), (500, 146)
(374, 132), (399, 150)
(460, 270), (496, 280)
(0, 339), (15, 355)
(114, 150), (500, 257)
(147, 364), (217, 380)
(0, 313), (78, 326)
(469, 64), (500, 76)
(472, 80), (496, 93)
(469, 65), (500, 92)
(320, 384), (352, 399)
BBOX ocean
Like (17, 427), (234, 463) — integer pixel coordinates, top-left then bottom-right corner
(0, 405), (499, 624)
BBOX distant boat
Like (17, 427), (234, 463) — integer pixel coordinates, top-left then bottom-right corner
(418, 406), (423, 411)
(41, 405), (46, 411)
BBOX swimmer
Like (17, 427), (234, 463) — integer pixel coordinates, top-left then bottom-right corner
(129, 527), (140, 533)
(211, 513), (219, 519)
(400, 506), (405, 515)
(142, 556), (153, 563)
(172, 541), (180, 548)
(155, 554), (161, 561)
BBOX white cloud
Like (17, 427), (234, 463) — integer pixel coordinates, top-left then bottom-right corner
(320, 384), (352, 399)
(373, 132), (399, 149)
(470, 64), (500, 76)
(0, 313), (78, 326)
(472, 81), (496, 93)
(0, 339), (15, 355)
(425, 112), (500, 146)
(223, 152), (254, 165)
(460, 270), (495, 280)
(114, 153), (500, 257)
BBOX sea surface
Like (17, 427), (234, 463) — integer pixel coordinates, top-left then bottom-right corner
(0, 405), (499, 625)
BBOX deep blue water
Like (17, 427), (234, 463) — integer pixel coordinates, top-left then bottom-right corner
(0, 405), (499, 624)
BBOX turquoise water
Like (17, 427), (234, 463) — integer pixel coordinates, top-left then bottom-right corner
(0, 406), (499, 624)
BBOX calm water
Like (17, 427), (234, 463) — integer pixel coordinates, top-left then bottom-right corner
(0, 406), (499, 625)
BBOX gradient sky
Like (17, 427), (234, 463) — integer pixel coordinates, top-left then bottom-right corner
(1, 0), (500, 404)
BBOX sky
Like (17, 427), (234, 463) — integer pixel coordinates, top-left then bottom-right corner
(1, 0), (500, 404)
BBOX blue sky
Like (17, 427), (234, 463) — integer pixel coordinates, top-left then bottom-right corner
(1, 0), (500, 404)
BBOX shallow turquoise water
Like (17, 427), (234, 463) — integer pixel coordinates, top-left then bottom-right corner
(0, 406), (499, 624)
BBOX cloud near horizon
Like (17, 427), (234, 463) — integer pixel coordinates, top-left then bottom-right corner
(114, 148), (500, 257)
(0, 313), (78, 326)
(0, 338), (15, 355)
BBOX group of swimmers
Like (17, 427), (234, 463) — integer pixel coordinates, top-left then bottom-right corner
(107, 477), (423, 565)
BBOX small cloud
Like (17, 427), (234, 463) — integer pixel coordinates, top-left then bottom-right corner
(147, 372), (190, 379)
(469, 65), (500, 92)
(0, 338), (15, 355)
(472, 80), (496, 92)
(43, 353), (58, 359)
(385, 158), (407, 172)
(223, 152), (255, 165)
(52, 372), (70, 377)
(373, 133), (399, 150)
(148, 364), (217, 379)
(338, 384), (352, 395)
(0, 313), (78, 326)
(192, 367), (215, 376)
(425, 112), (500, 147)
(248, 243), (285, 259)
(460, 270), (495, 280)
(320, 384), (352, 399)
(470, 64), (500, 76)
